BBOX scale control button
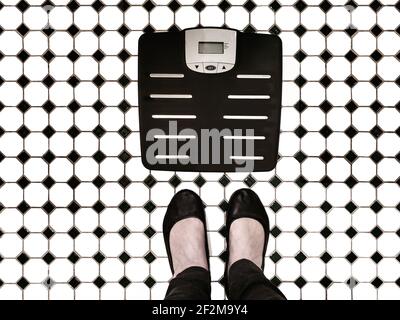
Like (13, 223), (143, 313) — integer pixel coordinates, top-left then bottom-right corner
(189, 63), (203, 72)
(205, 65), (216, 71)
(203, 63), (218, 73)
(217, 63), (233, 73)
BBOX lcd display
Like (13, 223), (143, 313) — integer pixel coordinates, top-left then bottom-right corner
(198, 42), (224, 54)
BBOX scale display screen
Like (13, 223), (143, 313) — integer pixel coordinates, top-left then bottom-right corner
(198, 41), (224, 54)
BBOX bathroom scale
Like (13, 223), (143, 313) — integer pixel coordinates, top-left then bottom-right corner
(138, 27), (282, 172)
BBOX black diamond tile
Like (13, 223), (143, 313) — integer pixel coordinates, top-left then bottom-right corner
(370, 176), (383, 188)
(144, 226), (156, 238)
(144, 175), (157, 188)
(42, 252), (55, 264)
(117, 0), (129, 12)
(295, 175), (307, 188)
(346, 251), (358, 263)
(67, 0), (80, 12)
(144, 201), (156, 213)
(319, 0), (332, 13)
(320, 150), (333, 163)
(93, 150), (106, 163)
(93, 227), (106, 238)
(320, 276), (333, 288)
(370, 151), (383, 163)
(295, 276), (306, 288)
(294, 24), (307, 37)
(42, 226), (55, 239)
(17, 227), (29, 239)
(118, 49), (130, 62)
(370, 0), (383, 12)
(118, 201), (130, 213)
(345, 227), (357, 238)
(144, 251), (156, 263)
(119, 252), (130, 263)
(371, 251), (383, 263)
(371, 277), (383, 288)
(370, 50), (383, 62)
(295, 100), (308, 112)
(93, 49), (105, 62)
(370, 75), (383, 88)
(319, 125), (333, 138)
(118, 175), (132, 188)
(168, 175), (181, 188)
(320, 24), (332, 36)
(17, 277), (29, 289)
(294, 125), (307, 138)
(345, 50), (357, 62)
(118, 150), (132, 163)
(345, 27), (358, 37)
(244, 0), (256, 12)
(17, 150), (30, 164)
(18, 49), (30, 62)
(194, 175), (206, 187)
(345, 150), (358, 163)
(118, 125), (132, 138)
(321, 227), (332, 238)
(269, 25), (281, 35)
(66, 151), (79, 164)
(295, 252), (307, 263)
(244, 174), (256, 187)
(69, 277), (81, 289)
(269, 0), (282, 12)
(17, 201), (30, 214)
(321, 252), (332, 263)
(42, 176), (55, 189)
(68, 201), (80, 214)
(320, 176), (333, 188)
(17, 253), (29, 265)
(94, 276), (106, 288)
(93, 251), (105, 263)
(68, 227), (80, 239)
(345, 201), (357, 213)
(270, 201), (282, 213)
(218, 0), (231, 12)
(17, 176), (30, 189)
(42, 201), (56, 214)
(119, 276), (131, 288)
(194, 0), (206, 12)
(118, 227), (131, 239)
(320, 50), (333, 63)
(371, 226), (383, 238)
(295, 75), (307, 88)
(144, 276), (155, 288)
(17, 0), (30, 12)
(294, 50), (306, 62)
(270, 251), (282, 263)
(295, 0), (307, 12)
(295, 226), (307, 237)
(345, 125), (358, 138)
(345, 175), (358, 188)
(294, 151), (307, 163)
(271, 226), (282, 237)
(321, 201), (333, 213)
(93, 201), (106, 213)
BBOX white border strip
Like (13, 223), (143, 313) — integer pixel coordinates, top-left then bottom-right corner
(228, 95), (270, 100)
(223, 115), (269, 120)
(154, 135), (196, 140)
(155, 155), (190, 160)
(150, 73), (184, 78)
(150, 94), (192, 99)
(152, 115), (197, 119)
(223, 136), (266, 140)
(230, 155), (264, 160)
(237, 74), (271, 79)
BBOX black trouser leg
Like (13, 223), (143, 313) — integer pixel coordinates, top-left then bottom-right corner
(165, 266), (211, 300)
(228, 259), (286, 300)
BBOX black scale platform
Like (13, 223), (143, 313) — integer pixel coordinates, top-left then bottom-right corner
(138, 28), (282, 172)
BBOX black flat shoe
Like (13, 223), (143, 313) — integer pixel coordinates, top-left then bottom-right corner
(224, 188), (270, 283)
(163, 189), (210, 275)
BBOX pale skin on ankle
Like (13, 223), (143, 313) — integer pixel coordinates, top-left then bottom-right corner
(169, 217), (208, 277)
(169, 217), (265, 277)
(228, 218), (265, 271)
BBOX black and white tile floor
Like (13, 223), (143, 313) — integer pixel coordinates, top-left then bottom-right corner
(0, 0), (399, 300)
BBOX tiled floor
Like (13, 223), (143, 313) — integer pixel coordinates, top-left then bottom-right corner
(0, 0), (399, 300)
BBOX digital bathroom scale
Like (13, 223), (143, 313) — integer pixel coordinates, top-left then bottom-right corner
(138, 27), (282, 172)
